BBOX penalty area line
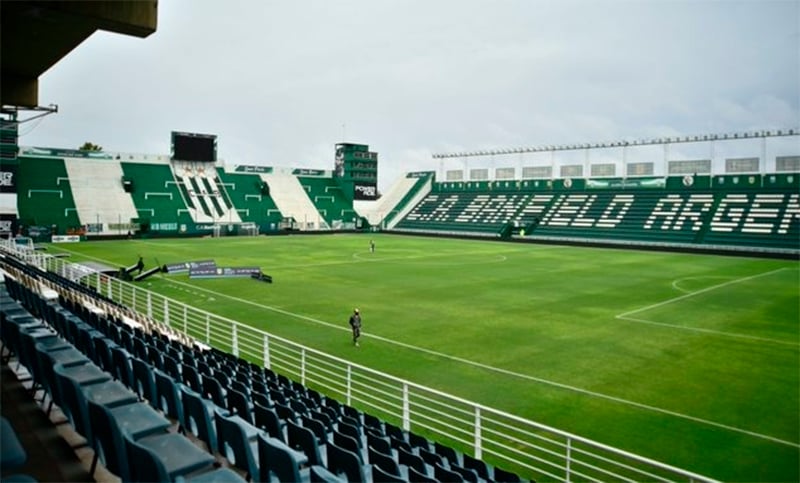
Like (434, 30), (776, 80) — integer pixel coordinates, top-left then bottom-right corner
(617, 267), (789, 319)
(615, 267), (798, 346)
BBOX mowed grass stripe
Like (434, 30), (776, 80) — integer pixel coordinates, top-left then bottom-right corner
(45, 235), (800, 482)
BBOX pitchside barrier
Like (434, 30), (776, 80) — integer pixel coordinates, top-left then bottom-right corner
(0, 239), (716, 483)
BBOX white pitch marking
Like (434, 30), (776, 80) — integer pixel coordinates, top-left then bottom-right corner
(51, 246), (799, 448)
(670, 276), (731, 294)
(618, 268), (790, 319)
(158, 276), (799, 448)
(617, 268), (797, 346)
(620, 316), (798, 347)
(351, 251), (508, 264)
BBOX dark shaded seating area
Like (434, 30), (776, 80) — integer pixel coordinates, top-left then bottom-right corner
(1, 254), (528, 482)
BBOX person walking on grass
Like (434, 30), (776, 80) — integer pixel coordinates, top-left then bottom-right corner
(349, 308), (362, 347)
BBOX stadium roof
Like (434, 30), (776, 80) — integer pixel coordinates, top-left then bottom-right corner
(1, 1), (158, 109)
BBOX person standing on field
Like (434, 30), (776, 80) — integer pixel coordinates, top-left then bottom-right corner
(370, 239), (375, 253)
(349, 308), (362, 346)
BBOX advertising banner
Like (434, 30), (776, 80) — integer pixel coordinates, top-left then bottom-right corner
(20, 146), (113, 159)
(0, 214), (16, 236)
(586, 177), (666, 189)
(189, 265), (260, 279)
(51, 235), (81, 243)
(354, 182), (377, 200)
(234, 165), (273, 173)
(0, 164), (16, 193)
(167, 259), (216, 274)
(292, 168), (326, 177)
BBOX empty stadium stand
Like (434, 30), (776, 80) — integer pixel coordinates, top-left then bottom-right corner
(63, 157), (138, 234)
(299, 176), (355, 228)
(15, 156), (81, 235)
(393, 174), (800, 256)
(215, 168), (284, 232)
(120, 161), (196, 233)
(11, 144), (798, 257)
(262, 172), (327, 230)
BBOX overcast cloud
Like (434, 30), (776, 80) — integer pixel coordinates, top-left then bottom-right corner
(21, 0), (800, 191)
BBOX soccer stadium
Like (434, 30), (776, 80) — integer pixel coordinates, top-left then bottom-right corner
(1, 3), (798, 483)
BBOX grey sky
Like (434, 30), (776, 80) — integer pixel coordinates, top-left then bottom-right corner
(21, 0), (800, 191)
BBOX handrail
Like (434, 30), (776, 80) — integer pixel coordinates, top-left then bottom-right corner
(0, 238), (718, 483)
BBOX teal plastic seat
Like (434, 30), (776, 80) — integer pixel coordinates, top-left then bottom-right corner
(181, 385), (220, 454)
(214, 407), (260, 480)
(87, 399), (171, 480)
(258, 433), (326, 483)
(123, 431), (217, 482)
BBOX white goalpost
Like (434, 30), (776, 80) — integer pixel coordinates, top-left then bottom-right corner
(238, 222), (258, 236)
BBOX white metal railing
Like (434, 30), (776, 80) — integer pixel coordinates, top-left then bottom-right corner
(0, 239), (717, 483)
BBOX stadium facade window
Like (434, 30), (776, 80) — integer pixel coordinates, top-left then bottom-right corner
(725, 157), (759, 173)
(495, 167), (515, 179)
(627, 162), (654, 176)
(668, 159), (711, 174)
(470, 168), (489, 180)
(776, 155), (800, 172)
(591, 163), (616, 177)
(560, 165), (583, 177)
(446, 170), (464, 181)
(522, 166), (552, 179)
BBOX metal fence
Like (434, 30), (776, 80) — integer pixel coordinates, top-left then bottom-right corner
(1, 239), (716, 483)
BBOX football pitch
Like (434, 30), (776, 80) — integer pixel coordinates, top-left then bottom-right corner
(46, 234), (799, 482)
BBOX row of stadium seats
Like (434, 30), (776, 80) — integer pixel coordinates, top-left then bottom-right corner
(1, 256), (530, 482)
(395, 188), (800, 251)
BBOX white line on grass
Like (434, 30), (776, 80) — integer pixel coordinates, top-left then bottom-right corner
(52, 246), (799, 448)
(352, 251), (509, 265)
(619, 315), (798, 347)
(616, 268), (798, 346)
(617, 268), (789, 319)
(670, 276), (731, 294)
(157, 276), (798, 449)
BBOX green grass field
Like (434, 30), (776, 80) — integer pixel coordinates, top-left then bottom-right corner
(46, 234), (799, 482)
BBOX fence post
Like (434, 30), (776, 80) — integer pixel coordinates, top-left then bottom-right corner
(147, 292), (152, 318)
(164, 298), (169, 327)
(263, 334), (270, 369)
(132, 283), (136, 309)
(346, 365), (352, 406)
(566, 436), (572, 483)
(402, 383), (410, 431)
(474, 406), (482, 459)
(205, 313), (210, 343)
(300, 349), (307, 385)
(232, 324), (239, 356)
(183, 305), (188, 334)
